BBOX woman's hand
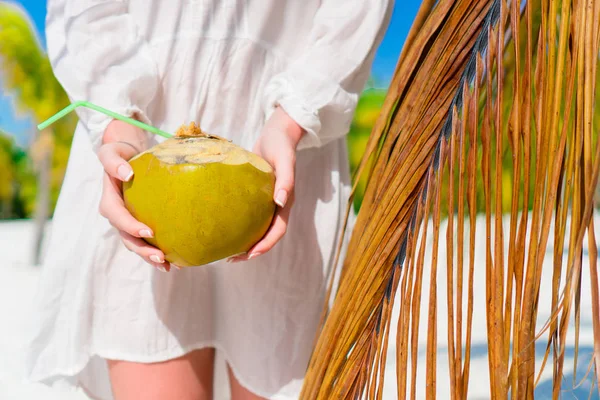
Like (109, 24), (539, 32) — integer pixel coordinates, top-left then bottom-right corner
(230, 106), (304, 262)
(97, 120), (172, 272)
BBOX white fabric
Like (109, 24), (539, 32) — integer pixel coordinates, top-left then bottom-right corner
(24, 0), (393, 398)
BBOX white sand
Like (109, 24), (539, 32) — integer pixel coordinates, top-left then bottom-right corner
(381, 215), (599, 399)
(0, 217), (597, 399)
(0, 221), (88, 399)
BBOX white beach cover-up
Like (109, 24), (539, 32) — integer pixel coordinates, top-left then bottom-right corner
(24, 0), (393, 398)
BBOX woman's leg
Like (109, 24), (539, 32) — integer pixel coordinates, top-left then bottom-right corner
(227, 364), (267, 400)
(107, 348), (216, 400)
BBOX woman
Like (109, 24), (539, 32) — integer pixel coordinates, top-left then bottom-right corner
(25, 0), (393, 399)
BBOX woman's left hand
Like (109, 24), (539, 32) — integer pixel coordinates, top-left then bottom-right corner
(229, 106), (304, 262)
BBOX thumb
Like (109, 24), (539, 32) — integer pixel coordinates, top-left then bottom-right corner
(273, 152), (296, 208)
(97, 142), (140, 182)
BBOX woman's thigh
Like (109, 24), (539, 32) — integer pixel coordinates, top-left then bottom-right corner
(107, 348), (216, 400)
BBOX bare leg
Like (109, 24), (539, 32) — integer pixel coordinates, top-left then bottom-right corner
(227, 364), (267, 400)
(107, 348), (216, 400)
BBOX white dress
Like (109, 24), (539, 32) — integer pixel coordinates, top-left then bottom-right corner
(24, 1), (393, 398)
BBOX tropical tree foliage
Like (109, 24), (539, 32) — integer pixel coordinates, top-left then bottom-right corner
(302, 0), (600, 399)
(0, 131), (35, 218)
(0, 1), (76, 262)
(0, 131), (18, 217)
(348, 89), (388, 212)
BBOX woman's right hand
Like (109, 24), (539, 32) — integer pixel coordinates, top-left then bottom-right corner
(97, 120), (171, 272)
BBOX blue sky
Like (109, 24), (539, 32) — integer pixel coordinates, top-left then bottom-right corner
(1, 0), (420, 146)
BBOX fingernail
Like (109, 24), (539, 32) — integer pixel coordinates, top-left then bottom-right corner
(172, 264), (181, 270)
(139, 229), (153, 238)
(275, 190), (287, 207)
(157, 266), (168, 273)
(248, 252), (262, 260)
(150, 255), (163, 263)
(118, 164), (134, 181)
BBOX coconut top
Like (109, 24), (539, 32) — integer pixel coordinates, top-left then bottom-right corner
(174, 122), (228, 140)
(136, 123), (273, 173)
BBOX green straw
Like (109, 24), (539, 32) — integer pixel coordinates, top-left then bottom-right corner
(37, 101), (173, 139)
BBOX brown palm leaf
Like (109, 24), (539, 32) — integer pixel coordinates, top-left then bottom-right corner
(300, 0), (600, 398)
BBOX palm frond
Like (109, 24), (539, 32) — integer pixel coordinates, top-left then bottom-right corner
(301, 0), (600, 398)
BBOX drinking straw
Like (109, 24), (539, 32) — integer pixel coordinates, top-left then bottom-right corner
(37, 101), (173, 139)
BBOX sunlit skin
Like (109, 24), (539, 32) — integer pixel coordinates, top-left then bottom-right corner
(107, 349), (268, 400)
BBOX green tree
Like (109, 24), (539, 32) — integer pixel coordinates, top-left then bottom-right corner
(0, 2), (76, 264)
(0, 132), (16, 218)
(347, 88), (387, 212)
(0, 130), (36, 219)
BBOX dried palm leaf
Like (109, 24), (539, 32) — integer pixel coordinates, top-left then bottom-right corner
(300, 0), (600, 398)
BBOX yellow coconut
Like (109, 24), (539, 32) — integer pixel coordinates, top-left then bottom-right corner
(123, 123), (276, 267)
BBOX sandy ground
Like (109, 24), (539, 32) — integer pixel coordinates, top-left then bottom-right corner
(0, 221), (88, 399)
(0, 218), (598, 399)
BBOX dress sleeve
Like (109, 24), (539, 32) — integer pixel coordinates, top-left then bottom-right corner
(46, 0), (160, 152)
(262, 0), (394, 150)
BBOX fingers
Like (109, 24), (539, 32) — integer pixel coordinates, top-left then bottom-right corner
(228, 197), (293, 262)
(100, 175), (174, 272)
(119, 231), (171, 272)
(98, 133), (173, 272)
(97, 141), (139, 182)
(273, 151), (296, 208)
(250, 208), (290, 255)
(99, 174), (154, 238)
(230, 139), (297, 262)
